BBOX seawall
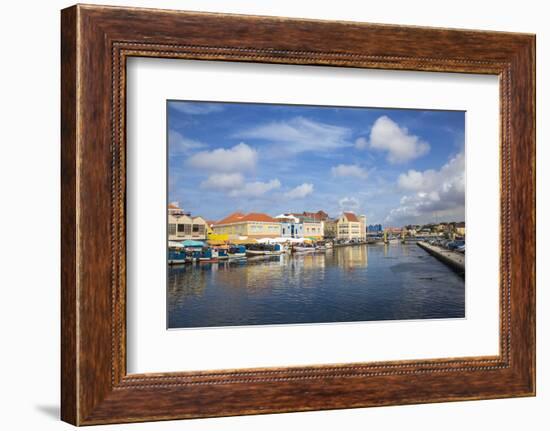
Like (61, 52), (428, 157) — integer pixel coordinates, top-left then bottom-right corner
(417, 241), (465, 276)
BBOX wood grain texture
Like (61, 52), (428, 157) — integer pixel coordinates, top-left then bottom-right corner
(60, 4), (536, 425)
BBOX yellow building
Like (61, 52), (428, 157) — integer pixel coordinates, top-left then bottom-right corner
(212, 212), (282, 239)
(337, 212), (366, 241)
(302, 219), (324, 239)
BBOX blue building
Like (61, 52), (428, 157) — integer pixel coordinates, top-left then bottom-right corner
(275, 214), (304, 238)
(367, 224), (383, 233)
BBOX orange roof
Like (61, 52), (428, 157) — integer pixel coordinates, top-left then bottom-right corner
(343, 212), (359, 222)
(240, 213), (277, 222)
(215, 212), (245, 225)
(168, 202), (180, 209)
(214, 212), (276, 225)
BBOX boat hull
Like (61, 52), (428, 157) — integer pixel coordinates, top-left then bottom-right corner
(168, 259), (186, 265)
(228, 253), (247, 259)
(246, 250), (283, 257)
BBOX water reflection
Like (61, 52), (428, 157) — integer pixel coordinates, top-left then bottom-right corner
(168, 243), (465, 329)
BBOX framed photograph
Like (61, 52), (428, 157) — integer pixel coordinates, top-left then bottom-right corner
(61, 4), (535, 425)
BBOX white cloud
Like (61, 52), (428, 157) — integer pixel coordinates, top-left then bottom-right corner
(397, 169), (431, 190)
(236, 116), (352, 153)
(284, 183), (314, 199)
(331, 164), (368, 180)
(170, 102), (224, 115)
(200, 173), (244, 190)
(368, 116), (430, 164)
(168, 130), (207, 154)
(354, 137), (368, 149)
(187, 143), (258, 172)
(229, 179), (281, 197)
(339, 196), (360, 211)
(387, 152), (465, 224)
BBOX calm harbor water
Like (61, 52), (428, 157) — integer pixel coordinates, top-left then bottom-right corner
(167, 242), (465, 329)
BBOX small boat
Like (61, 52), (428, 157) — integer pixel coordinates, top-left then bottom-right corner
(293, 245), (315, 253)
(246, 243), (284, 256)
(227, 245), (247, 259)
(168, 249), (186, 265)
(211, 247), (229, 260)
(184, 249), (202, 263)
(314, 240), (332, 251)
(295, 247), (315, 253)
(199, 248), (219, 262)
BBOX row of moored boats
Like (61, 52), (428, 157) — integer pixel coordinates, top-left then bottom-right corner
(168, 241), (334, 265)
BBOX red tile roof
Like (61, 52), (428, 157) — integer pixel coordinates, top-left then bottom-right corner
(241, 213), (277, 223)
(168, 202), (180, 209)
(291, 210), (329, 221)
(215, 212), (245, 225)
(343, 212), (359, 222)
(214, 212), (276, 225)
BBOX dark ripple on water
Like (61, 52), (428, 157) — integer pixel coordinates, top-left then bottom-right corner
(167, 243), (465, 329)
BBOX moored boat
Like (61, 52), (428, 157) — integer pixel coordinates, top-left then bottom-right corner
(185, 249), (202, 263)
(199, 248), (219, 262)
(227, 245), (247, 259)
(168, 249), (186, 265)
(293, 246), (315, 253)
(245, 243), (284, 256)
(215, 248), (229, 260)
(314, 240), (333, 251)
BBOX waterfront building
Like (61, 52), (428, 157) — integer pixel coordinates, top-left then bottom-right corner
(301, 217), (324, 239)
(336, 212), (365, 241)
(455, 221), (466, 237)
(385, 226), (405, 236)
(168, 213), (208, 241)
(274, 214), (304, 238)
(289, 213), (324, 239)
(323, 219), (338, 239)
(212, 212), (282, 239)
(292, 210), (329, 221)
(367, 224), (383, 233)
(436, 222), (448, 232)
(168, 201), (190, 216)
(359, 215), (367, 240)
(167, 202), (208, 241)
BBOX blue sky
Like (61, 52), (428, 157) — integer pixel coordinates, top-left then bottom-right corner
(168, 101), (465, 226)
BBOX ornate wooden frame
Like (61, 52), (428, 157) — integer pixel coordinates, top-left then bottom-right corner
(61, 4), (536, 425)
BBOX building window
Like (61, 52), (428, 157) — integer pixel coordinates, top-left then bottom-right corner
(168, 224), (176, 236)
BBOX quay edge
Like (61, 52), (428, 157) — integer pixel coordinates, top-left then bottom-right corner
(417, 241), (465, 276)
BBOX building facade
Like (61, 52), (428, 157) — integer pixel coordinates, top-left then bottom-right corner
(275, 214), (304, 238)
(368, 224), (383, 233)
(302, 219), (324, 239)
(290, 214), (324, 239)
(323, 219), (338, 239)
(455, 222), (466, 237)
(336, 212), (365, 241)
(212, 212), (282, 239)
(292, 210), (329, 222)
(168, 214), (208, 241)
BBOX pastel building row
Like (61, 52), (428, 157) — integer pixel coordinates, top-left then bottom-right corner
(167, 203), (367, 242)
